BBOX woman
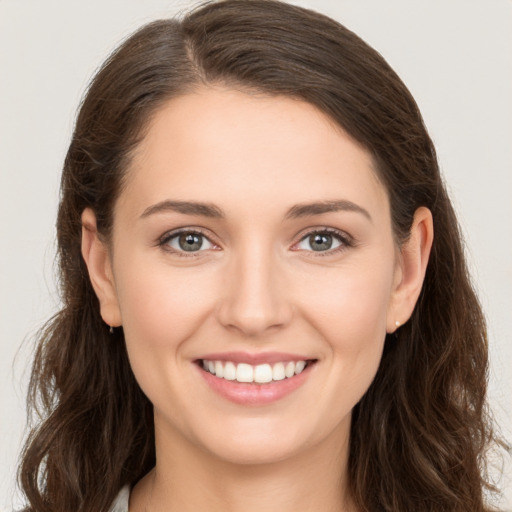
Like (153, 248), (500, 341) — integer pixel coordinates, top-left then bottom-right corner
(17, 1), (504, 511)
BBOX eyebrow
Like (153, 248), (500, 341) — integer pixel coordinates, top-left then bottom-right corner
(139, 198), (371, 222)
(140, 200), (224, 219)
(284, 200), (372, 222)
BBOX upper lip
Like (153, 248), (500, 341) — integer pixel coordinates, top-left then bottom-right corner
(196, 351), (315, 365)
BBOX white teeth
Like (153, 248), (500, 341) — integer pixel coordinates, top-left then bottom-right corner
(214, 361), (224, 378)
(295, 360), (306, 374)
(254, 364), (273, 383)
(285, 361), (295, 378)
(236, 363), (253, 382)
(272, 362), (286, 381)
(223, 361), (236, 380)
(201, 359), (310, 383)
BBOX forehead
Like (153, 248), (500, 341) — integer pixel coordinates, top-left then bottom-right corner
(119, 87), (389, 223)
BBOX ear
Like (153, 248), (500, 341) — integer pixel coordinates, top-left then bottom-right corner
(386, 206), (433, 333)
(81, 208), (122, 328)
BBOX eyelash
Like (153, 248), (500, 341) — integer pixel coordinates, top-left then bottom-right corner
(157, 227), (353, 257)
(157, 228), (217, 257)
(292, 227), (354, 256)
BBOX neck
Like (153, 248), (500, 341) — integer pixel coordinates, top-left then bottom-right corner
(131, 422), (356, 512)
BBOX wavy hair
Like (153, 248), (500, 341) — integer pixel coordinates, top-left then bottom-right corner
(19, 1), (502, 510)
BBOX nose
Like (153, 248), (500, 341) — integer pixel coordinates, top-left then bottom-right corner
(216, 244), (293, 337)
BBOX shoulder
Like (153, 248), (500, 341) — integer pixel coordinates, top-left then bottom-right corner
(109, 485), (130, 512)
(10, 486), (131, 512)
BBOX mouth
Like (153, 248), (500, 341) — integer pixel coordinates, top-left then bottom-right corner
(197, 358), (316, 384)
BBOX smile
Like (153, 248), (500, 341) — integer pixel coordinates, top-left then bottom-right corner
(196, 355), (317, 405)
(200, 359), (310, 384)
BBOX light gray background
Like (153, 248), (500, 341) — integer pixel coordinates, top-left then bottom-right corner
(1, 1), (510, 510)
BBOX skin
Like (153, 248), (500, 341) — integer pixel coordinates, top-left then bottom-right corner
(82, 87), (433, 512)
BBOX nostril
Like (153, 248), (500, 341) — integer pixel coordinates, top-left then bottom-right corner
(215, 277), (293, 336)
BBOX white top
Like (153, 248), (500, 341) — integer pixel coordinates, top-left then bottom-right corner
(109, 485), (130, 512)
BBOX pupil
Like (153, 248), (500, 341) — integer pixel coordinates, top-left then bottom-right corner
(310, 233), (332, 251)
(179, 233), (202, 251)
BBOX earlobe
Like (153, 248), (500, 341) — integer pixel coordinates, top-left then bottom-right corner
(387, 207), (434, 333)
(81, 208), (122, 328)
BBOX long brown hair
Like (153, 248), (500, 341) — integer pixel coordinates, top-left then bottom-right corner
(19, 1), (502, 510)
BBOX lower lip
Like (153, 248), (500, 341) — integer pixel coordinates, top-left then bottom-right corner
(196, 363), (314, 405)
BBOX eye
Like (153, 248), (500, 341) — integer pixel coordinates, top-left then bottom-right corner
(295, 230), (349, 253)
(162, 231), (215, 253)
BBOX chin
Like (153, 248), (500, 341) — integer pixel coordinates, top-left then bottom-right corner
(185, 412), (346, 467)
(203, 433), (307, 466)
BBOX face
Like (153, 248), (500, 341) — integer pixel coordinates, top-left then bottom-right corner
(93, 87), (407, 465)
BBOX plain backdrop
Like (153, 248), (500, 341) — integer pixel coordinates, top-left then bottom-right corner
(1, 1), (510, 510)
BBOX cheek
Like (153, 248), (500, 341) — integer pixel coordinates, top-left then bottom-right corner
(115, 259), (214, 344)
(113, 262), (224, 434)
(308, 266), (392, 407)
(295, 255), (395, 392)
(298, 259), (395, 345)
(112, 258), (219, 395)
